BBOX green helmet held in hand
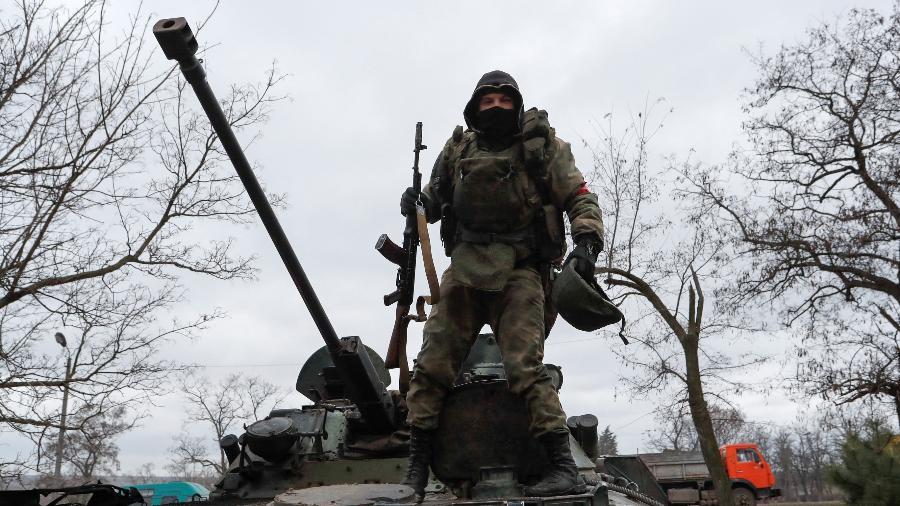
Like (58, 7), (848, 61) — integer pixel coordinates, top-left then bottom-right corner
(551, 260), (623, 332)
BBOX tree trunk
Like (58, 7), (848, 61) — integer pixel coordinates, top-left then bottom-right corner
(799, 469), (809, 498)
(894, 387), (900, 429)
(683, 334), (734, 506)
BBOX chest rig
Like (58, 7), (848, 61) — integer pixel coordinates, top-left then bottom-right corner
(433, 121), (566, 264)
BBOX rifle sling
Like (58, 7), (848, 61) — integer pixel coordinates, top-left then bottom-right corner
(399, 331), (410, 393)
(417, 208), (441, 305)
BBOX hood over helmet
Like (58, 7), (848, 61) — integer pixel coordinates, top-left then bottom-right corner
(463, 70), (524, 134)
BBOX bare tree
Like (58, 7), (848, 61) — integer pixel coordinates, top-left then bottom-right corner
(681, 5), (900, 423)
(0, 0), (283, 472)
(645, 404), (748, 452)
(168, 373), (283, 476)
(644, 404), (697, 452)
(759, 415), (848, 502)
(584, 101), (772, 506)
(42, 404), (131, 478)
(123, 462), (158, 485)
(0, 450), (25, 488)
(168, 433), (222, 483)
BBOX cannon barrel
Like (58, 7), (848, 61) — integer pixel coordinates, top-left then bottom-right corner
(153, 18), (394, 432)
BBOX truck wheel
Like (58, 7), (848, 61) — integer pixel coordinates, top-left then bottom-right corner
(733, 488), (756, 506)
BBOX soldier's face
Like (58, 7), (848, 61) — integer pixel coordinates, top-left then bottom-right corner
(479, 92), (515, 111)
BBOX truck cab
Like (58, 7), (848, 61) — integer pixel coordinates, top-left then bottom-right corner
(721, 443), (779, 499)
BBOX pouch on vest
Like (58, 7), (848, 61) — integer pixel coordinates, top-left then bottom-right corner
(535, 204), (566, 263)
(439, 203), (457, 256)
(521, 108), (554, 179)
(453, 157), (535, 233)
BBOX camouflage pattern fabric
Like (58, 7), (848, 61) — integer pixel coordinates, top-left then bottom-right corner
(452, 151), (539, 233)
(423, 132), (603, 249)
(421, 133), (603, 292)
(405, 266), (567, 436)
(539, 136), (604, 242)
(448, 241), (517, 292)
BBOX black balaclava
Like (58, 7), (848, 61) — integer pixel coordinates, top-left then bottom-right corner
(477, 107), (519, 141)
(463, 70), (524, 149)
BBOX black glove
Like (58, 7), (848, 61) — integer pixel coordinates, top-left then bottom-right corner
(567, 235), (602, 282)
(400, 187), (420, 216)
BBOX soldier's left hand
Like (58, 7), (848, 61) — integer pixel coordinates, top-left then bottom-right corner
(400, 186), (419, 216)
(567, 235), (602, 282)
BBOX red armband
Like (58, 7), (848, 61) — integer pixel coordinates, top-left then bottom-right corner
(575, 181), (590, 196)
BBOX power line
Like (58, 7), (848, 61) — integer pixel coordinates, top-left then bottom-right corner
(194, 362), (299, 368)
(614, 409), (656, 431)
(552, 335), (611, 345)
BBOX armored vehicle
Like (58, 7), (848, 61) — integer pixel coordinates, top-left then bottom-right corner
(152, 17), (668, 506)
(209, 331), (668, 506)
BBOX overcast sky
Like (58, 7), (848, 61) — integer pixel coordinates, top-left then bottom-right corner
(12, 0), (895, 474)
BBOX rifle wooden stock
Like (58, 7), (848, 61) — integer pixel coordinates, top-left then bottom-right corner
(385, 304), (412, 392)
(385, 304), (410, 369)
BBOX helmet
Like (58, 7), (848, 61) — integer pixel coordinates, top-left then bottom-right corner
(551, 261), (623, 332)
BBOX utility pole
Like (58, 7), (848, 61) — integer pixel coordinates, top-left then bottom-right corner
(53, 356), (71, 478)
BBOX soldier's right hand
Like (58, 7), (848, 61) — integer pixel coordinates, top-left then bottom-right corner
(400, 186), (419, 216)
(567, 235), (602, 283)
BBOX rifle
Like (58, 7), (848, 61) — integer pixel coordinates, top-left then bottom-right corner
(376, 122), (439, 392)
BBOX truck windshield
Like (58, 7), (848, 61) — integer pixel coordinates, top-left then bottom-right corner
(736, 449), (758, 463)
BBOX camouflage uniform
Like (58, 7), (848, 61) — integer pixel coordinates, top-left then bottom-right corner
(405, 76), (604, 438)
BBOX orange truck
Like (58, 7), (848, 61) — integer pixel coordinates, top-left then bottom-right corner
(639, 443), (780, 506)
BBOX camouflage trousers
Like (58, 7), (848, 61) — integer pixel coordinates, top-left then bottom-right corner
(405, 266), (568, 437)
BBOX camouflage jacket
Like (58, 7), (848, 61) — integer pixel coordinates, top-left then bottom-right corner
(420, 127), (603, 291)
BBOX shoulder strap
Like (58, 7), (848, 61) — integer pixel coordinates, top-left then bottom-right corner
(520, 127), (558, 207)
(438, 126), (475, 201)
(448, 128), (475, 169)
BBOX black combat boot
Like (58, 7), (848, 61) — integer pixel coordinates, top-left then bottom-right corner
(402, 426), (434, 502)
(522, 431), (587, 497)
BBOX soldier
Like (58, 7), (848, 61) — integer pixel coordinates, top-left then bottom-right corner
(399, 70), (604, 499)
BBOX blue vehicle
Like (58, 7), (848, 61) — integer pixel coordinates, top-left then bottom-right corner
(124, 481), (209, 505)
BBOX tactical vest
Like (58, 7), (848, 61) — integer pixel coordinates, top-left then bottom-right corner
(435, 126), (566, 263)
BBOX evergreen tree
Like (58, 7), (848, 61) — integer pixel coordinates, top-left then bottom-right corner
(827, 421), (900, 505)
(597, 425), (619, 455)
